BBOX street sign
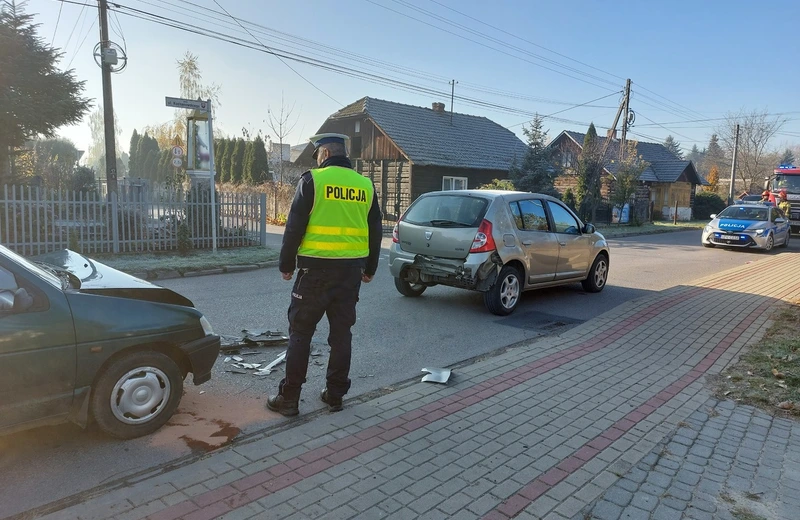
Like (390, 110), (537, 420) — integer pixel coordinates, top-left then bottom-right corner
(172, 157), (183, 168)
(165, 96), (208, 111)
(171, 145), (184, 157)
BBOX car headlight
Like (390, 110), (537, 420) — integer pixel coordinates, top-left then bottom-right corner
(755, 228), (766, 235)
(199, 315), (215, 336)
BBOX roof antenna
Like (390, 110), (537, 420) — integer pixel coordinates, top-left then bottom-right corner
(449, 79), (458, 125)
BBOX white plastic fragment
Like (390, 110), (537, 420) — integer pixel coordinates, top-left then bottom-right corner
(421, 367), (451, 384)
(232, 355), (244, 362)
(254, 351), (287, 376)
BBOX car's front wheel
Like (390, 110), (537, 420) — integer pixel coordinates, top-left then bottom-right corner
(763, 233), (775, 252)
(91, 350), (184, 439)
(582, 254), (609, 293)
(394, 277), (427, 297)
(484, 265), (522, 316)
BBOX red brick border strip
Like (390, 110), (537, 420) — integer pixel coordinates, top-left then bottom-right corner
(146, 286), (717, 520)
(148, 262), (785, 520)
(485, 286), (795, 519)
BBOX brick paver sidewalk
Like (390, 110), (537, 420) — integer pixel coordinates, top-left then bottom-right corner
(30, 253), (800, 520)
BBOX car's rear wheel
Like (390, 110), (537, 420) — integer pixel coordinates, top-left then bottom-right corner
(394, 277), (427, 297)
(763, 233), (774, 252)
(582, 254), (609, 293)
(484, 265), (521, 316)
(91, 351), (184, 439)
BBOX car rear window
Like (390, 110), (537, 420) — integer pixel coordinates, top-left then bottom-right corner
(403, 194), (489, 227)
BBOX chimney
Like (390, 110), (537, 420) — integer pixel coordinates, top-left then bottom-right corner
(606, 129), (617, 140)
(432, 102), (445, 113)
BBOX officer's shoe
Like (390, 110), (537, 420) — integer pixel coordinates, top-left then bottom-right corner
(320, 389), (343, 412)
(267, 394), (299, 416)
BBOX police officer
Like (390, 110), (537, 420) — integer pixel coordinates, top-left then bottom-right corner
(267, 133), (382, 416)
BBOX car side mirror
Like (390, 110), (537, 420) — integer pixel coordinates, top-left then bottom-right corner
(710, 214), (717, 219)
(583, 223), (596, 234)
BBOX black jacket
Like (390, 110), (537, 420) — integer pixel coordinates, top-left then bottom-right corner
(278, 156), (383, 275)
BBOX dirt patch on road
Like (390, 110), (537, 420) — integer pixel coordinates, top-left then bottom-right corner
(148, 386), (281, 454)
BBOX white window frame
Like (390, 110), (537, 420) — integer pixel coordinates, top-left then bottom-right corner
(442, 176), (468, 191)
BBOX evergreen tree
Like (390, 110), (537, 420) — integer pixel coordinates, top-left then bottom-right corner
(686, 144), (705, 166)
(243, 140), (255, 184)
(507, 115), (560, 196)
(780, 148), (795, 166)
(128, 130), (141, 177)
(142, 149), (157, 180)
(250, 135), (270, 184)
(159, 149), (172, 182)
(218, 138), (232, 183)
(0, 1), (91, 181)
(230, 138), (246, 184)
(576, 123), (604, 220)
(663, 135), (683, 159)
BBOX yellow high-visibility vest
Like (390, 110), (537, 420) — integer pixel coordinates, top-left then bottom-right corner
(298, 166), (373, 259)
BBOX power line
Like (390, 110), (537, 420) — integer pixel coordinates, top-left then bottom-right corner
(66, 8), (97, 69)
(632, 82), (707, 121)
(634, 112), (695, 142)
(362, 0), (620, 92)
(427, 0), (625, 84)
(51, 1), (64, 45)
(146, 0), (621, 109)
(507, 91), (622, 128)
(211, 0), (342, 106)
(60, 0), (88, 53)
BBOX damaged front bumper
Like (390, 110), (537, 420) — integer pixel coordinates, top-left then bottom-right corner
(180, 334), (221, 385)
(388, 243), (499, 291)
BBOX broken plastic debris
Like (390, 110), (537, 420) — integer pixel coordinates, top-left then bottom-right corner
(254, 351), (287, 376)
(421, 367), (451, 384)
(220, 330), (289, 351)
(199, 391), (205, 395)
(225, 368), (248, 375)
(232, 355), (244, 362)
(224, 357), (231, 363)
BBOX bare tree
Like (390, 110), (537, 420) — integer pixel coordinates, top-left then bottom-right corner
(717, 109), (787, 193)
(266, 93), (299, 184)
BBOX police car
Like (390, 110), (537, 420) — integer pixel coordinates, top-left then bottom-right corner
(701, 203), (791, 251)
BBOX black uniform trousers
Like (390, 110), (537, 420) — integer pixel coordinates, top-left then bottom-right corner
(280, 266), (362, 400)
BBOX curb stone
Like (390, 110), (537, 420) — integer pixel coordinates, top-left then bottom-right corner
(137, 261), (279, 281)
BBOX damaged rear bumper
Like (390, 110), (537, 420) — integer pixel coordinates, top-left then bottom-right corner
(388, 244), (499, 291)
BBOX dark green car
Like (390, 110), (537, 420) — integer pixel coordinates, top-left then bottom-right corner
(0, 245), (220, 439)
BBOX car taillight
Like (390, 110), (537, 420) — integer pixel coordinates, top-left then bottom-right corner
(392, 223), (399, 243)
(470, 219), (496, 253)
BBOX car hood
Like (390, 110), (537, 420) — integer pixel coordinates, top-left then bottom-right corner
(34, 249), (195, 307)
(713, 219), (768, 232)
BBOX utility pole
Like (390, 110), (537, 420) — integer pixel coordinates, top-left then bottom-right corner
(728, 123), (740, 205)
(98, 0), (118, 196)
(449, 79), (458, 125)
(619, 78), (631, 161)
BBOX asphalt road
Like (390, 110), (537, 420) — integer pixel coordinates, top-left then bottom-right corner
(1, 229), (795, 518)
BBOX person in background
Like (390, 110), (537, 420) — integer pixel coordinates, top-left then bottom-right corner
(778, 189), (791, 216)
(761, 190), (776, 204)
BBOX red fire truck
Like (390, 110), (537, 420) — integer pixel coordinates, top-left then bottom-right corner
(773, 165), (800, 234)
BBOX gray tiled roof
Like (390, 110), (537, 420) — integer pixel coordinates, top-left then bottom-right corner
(329, 97), (528, 171)
(560, 131), (704, 185)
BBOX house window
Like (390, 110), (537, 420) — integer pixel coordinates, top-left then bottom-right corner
(442, 176), (468, 191)
(350, 136), (362, 159)
(561, 151), (575, 168)
(354, 120), (361, 134)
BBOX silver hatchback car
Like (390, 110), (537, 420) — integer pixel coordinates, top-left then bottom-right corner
(389, 190), (610, 315)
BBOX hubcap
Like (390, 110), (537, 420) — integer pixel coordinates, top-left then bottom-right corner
(500, 274), (520, 309)
(766, 235), (773, 251)
(594, 260), (608, 288)
(110, 367), (171, 425)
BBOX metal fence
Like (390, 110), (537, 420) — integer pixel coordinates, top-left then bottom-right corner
(1, 185), (268, 256)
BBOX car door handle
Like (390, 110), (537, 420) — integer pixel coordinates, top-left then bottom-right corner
(522, 240), (532, 246)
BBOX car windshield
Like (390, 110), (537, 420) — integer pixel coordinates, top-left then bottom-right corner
(717, 206), (768, 221)
(774, 175), (800, 191)
(0, 245), (63, 290)
(403, 194), (489, 227)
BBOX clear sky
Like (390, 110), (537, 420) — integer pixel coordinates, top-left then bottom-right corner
(27, 0), (800, 157)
